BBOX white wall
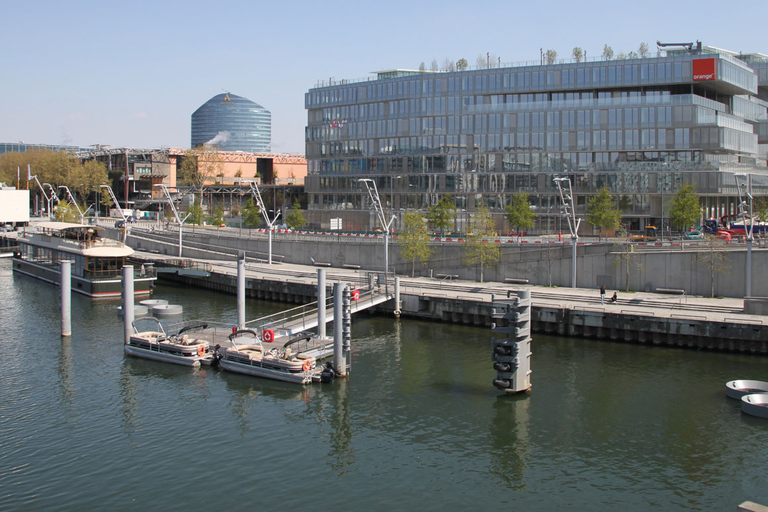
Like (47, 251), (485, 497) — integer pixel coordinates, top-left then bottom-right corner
(0, 190), (30, 223)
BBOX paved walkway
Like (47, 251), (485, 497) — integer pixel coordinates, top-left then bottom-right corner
(132, 252), (765, 326)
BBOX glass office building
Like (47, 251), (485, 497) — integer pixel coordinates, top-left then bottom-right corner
(191, 93), (271, 153)
(305, 46), (768, 232)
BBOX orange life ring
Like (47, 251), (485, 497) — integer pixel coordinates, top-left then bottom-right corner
(262, 329), (274, 343)
(302, 360), (312, 371)
(197, 345), (206, 356)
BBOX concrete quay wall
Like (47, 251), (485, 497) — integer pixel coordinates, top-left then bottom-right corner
(126, 229), (768, 299)
(396, 294), (767, 354)
(157, 270), (768, 355)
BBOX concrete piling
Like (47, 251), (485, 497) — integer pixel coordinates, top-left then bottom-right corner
(122, 265), (134, 345)
(60, 261), (71, 337)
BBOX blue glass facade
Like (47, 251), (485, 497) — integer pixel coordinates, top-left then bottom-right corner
(305, 50), (768, 231)
(191, 93), (271, 153)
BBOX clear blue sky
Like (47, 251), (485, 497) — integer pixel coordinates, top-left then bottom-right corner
(1, 0), (764, 155)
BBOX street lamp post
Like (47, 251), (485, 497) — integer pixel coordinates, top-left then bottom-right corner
(155, 184), (190, 257)
(248, 182), (280, 264)
(359, 178), (395, 275)
(554, 177), (581, 288)
(735, 174), (754, 297)
(101, 185), (128, 241)
(59, 185), (86, 224)
(44, 183), (59, 219)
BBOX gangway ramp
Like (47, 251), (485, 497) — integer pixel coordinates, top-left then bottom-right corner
(245, 287), (393, 336)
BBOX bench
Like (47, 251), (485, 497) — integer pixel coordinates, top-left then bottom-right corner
(655, 288), (686, 295)
(505, 278), (530, 284)
(313, 262), (332, 267)
(343, 264), (361, 269)
(436, 274), (459, 280)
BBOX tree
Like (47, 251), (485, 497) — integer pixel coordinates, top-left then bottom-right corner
(638, 42), (650, 58)
(463, 202), (500, 282)
(430, 59), (439, 72)
(504, 192), (536, 235)
(207, 205), (224, 226)
(698, 242), (731, 298)
(586, 188), (621, 240)
(285, 202), (307, 229)
(398, 211), (434, 277)
(241, 198), (261, 228)
(753, 196), (768, 223)
(419, 62), (426, 72)
(627, 51), (638, 59)
(476, 55), (487, 69)
(186, 198), (204, 227)
(602, 44), (614, 60)
(178, 146), (224, 212)
(572, 47), (584, 63)
(669, 184), (701, 239)
(545, 49), (558, 65)
(612, 243), (643, 291)
(427, 195), (455, 235)
(54, 201), (83, 223)
(456, 58), (468, 71)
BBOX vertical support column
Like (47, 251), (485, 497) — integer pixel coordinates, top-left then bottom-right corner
(394, 277), (401, 318)
(317, 268), (326, 338)
(342, 285), (352, 374)
(60, 261), (72, 337)
(333, 282), (346, 377)
(122, 265), (135, 345)
(571, 237), (577, 289)
(237, 251), (246, 330)
(746, 238), (753, 298)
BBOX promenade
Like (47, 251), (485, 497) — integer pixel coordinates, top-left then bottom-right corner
(133, 251), (764, 326)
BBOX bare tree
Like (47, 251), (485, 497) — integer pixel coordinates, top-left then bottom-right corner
(572, 47), (584, 63)
(698, 242), (731, 298)
(476, 55), (487, 69)
(602, 44), (614, 60)
(638, 42), (650, 58)
(430, 59), (439, 72)
(419, 62), (426, 72)
(545, 49), (558, 65)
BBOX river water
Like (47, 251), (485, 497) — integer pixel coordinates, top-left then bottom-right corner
(1, 259), (767, 511)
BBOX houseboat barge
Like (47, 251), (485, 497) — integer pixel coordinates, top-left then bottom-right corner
(12, 221), (155, 298)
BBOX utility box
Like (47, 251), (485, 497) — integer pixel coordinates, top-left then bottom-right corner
(490, 290), (532, 394)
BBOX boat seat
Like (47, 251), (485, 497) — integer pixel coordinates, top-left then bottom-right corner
(284, 348), (293, 359)
(295, 353), (311, 360)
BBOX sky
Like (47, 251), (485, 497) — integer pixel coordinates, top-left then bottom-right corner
(1, 0), (766, 155)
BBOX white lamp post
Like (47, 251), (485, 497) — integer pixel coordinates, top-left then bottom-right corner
(248, 182), (280, 264)
(554, 177), (581, 288)
(155, 184), (190, 257)
(359, 178), (396, 275)
(735, 174), (754, 297)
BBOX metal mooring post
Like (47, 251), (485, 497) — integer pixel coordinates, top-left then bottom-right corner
(342, 285), (352, 374)
(60, 260), (72, 337)
(490, 289), (532, 394)
(122, 265), (135, 345)
(237, 251), (246, 330)
(317, 269), (327, 339)
(333, 282), (346, 377)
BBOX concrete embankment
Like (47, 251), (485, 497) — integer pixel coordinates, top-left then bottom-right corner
(137, 254), (768, 355)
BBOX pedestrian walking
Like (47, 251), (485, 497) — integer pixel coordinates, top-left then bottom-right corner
(600, 285), (606, 304)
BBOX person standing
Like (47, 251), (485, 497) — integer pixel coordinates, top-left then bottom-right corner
(600, 285), (606, 304)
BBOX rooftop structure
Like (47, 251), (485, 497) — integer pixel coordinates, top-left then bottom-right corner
(191, 93), (271, 153)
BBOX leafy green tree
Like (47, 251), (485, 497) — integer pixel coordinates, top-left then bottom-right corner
(586, 188), (621, 240)
(456, 58), (468, 71)
(463, 202), (500, 282)
(669, 184), (701, 238)
(398, 211), (434, 277)
(54, 201), (85, 223)
(572, 47), (584, 63)
(241, 198), (262, 228)
(602, 44), (614, 60)
(427, 195), (455, 235)
(186, 198), (204, 227)
(504, 192), (536, 235)
(285, 202), (307, 229)
(753, 196), (768, 223)
(207, 205), (224, 226)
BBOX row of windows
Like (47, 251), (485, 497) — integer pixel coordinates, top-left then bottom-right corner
(307, 151), (710, 177)
(307, 127), (750, 158)
(307, 57), (757, 108)
(307, 106), (726, 143)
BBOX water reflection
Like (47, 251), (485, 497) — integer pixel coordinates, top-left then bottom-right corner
(489, 394), (531, 491)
